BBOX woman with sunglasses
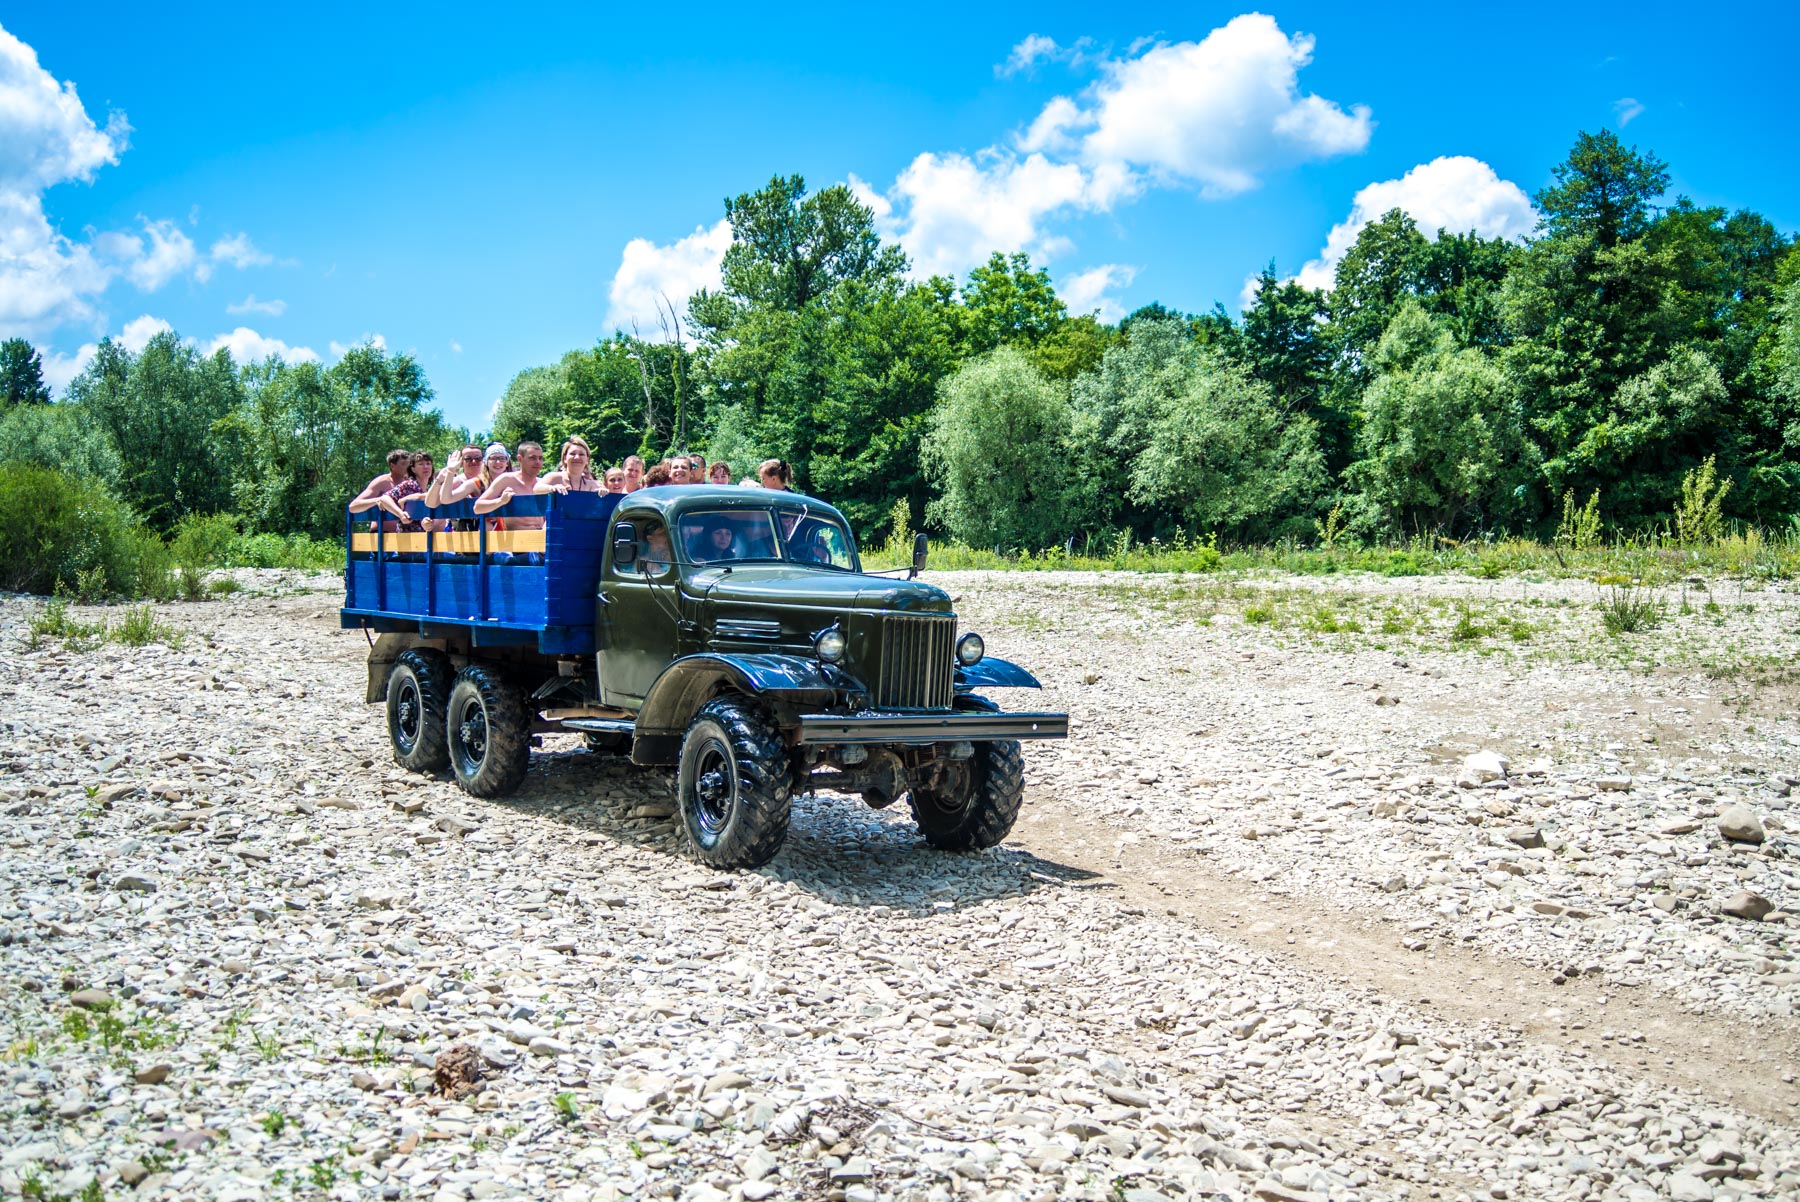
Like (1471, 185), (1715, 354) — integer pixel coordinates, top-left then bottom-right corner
(429, 445), (488, 532)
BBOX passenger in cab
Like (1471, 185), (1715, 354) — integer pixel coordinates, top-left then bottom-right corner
(541, 436), (600, 493)
(623, 455), (646, 491)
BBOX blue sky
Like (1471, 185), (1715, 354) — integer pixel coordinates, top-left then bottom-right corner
(5, 2), (1795, 432)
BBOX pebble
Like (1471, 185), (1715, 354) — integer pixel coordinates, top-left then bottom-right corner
(0, 573), (1795, 1202)
(1717, 805), (1765, 843)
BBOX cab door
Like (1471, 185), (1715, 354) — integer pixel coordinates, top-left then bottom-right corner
(599, 517), (682, 708)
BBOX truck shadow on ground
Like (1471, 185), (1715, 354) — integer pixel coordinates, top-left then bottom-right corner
(477, 742), (1106, 917)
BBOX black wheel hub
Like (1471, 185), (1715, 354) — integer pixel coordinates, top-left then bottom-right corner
(456, 699), (488, 768)
(690, 740), (733, 837)
(395, 679), (421, 748)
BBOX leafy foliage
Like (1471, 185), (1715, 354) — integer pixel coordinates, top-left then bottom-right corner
(923, 348), (1081, 549)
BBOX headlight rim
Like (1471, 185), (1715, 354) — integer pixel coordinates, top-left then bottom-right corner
(956, 631), (985, 666)
(813, 624), (848, 664)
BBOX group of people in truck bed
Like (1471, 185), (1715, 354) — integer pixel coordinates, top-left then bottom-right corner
(348, 439), (795, 533)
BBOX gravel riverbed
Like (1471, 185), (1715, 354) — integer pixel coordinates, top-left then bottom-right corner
(1, 568), (1796, 1202)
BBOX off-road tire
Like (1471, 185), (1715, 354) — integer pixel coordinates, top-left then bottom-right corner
(386, 649), (452, 772)
(446, 665), (532, 798)
(908, 740), (1025, 851)
(676, 697), (792, 869)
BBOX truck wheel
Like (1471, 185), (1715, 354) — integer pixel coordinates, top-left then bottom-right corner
(446, 665), (531, 797)
(677, 697), (792, 869)
(386, 650), (452, 773)
(909, 741), (1025, 851)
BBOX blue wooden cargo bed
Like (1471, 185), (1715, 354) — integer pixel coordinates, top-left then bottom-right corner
(339, 491), (620, 654)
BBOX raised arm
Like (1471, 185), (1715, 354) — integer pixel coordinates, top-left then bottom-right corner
(472, 474), (517, 515)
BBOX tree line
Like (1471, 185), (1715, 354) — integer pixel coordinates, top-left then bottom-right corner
(4, 128), (1798, 570)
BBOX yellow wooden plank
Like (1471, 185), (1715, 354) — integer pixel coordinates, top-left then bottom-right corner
(350, 531), (547, 554)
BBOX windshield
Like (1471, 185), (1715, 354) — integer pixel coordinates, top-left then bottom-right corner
(673, 506), (859, 571)
(777, 509), (859, 571)
(677, 509), (783, 564)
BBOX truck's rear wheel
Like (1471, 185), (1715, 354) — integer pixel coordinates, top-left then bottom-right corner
(387, 649), (452, 772)
(677, 698), (792, 869)
(908, 741), (1025, 851)
(446, 665), (531, 797)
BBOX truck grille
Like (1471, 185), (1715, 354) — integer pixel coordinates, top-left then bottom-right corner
(874, 615), (955, 709)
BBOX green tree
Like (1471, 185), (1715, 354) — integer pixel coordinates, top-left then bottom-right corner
(1130, 351), (1326, 541)
(1343, 303), (1533, 535)
(1234, 267), (1342, 469)
(223, 345), (455, 539)
(1536, 129), (1670, 249)
(66, 332), (244, 528)
(1068, 316), (1200, 538)
(923, 348), (1080, 549)
(491, 363), (570, 448)
(0, 402), (122, 490)
(960, 252), (1067, 355)
(0, 338), (51, 407)
(716, 174), (907, 313)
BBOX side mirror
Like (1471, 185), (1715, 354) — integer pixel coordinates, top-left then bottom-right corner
(612, 537), (637, 567)
(909, 532), (928, 579)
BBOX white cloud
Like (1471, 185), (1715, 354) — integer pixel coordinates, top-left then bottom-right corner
(603, 218), (731, 336)
(205, 326), (318, 364)
(40, 343), (95, 394)
(864, 151), (1093, 280)
(121, 218), (199, 288)
(1293, 155), (1537, 293)
(210, 231), (271, 269)
(118, 313), (171, 352)
(996, 34), (1096, 79)
(852, 14), (1371, 283)
(449, 340), (463, 354)
(1614, 97), (1645, 127)
(0, 27), (129, 333)
(1059, 14), (1372, 200)
(1059, 263), (1138, 322)
(327, 333), (386, 357)
(227, 293), (285, 316)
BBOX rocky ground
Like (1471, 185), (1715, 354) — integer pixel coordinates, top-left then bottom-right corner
(1, 567), (1796, 1202)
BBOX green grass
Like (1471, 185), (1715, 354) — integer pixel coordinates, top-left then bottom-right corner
(864, 527), (1800, 584)
(25, 599), (185, 652)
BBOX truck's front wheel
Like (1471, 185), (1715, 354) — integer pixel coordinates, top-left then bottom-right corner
(387, 649), (452, 773)
(908, 741), (1025, 851)
(677, 698), (792, 869)
(446, 666), (531, 798)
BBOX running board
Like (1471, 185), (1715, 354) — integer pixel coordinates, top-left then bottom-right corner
(560, 717), (636, 735)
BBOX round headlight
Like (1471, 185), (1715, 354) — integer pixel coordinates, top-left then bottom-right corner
(814, 627), (847, 664)
(956, 632), (985, 666)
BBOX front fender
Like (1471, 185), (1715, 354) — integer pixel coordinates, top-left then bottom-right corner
(955, 656), (1041, 691)
(636, 653), (840, 737)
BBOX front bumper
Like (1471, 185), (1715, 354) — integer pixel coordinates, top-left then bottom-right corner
(796, 710), (1068, 746)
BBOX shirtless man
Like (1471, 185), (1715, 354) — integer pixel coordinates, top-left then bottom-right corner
(473, 441), (562, 530)
(349, 449), (412, 515)
(622, 455), (646, 491)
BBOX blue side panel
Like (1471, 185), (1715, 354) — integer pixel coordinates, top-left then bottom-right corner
(342, 490), (617, 653)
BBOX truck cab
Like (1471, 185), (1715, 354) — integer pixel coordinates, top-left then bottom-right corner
(344, 485), (1067, 868)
